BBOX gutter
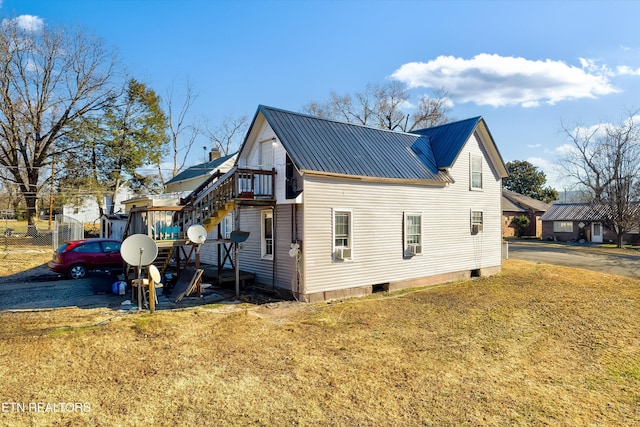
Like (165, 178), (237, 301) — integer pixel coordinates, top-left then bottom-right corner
(299, 169), (454, 186)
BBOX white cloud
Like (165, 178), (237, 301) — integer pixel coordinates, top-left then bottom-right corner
(391, 54), (621, 108)
(554, 143), (578, 155)
(527, 143), (541, 149)
(527, 156), (565, 189)
(527, 156), (553, 170)
(616, 65), (640, 76)
(2, 15), (44, 32)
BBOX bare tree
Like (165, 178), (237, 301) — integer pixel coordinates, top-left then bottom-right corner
(407, 88), (452, 131)
(304, 82), (450, 132)
(0, 18), (118, 228)
(558, 110), (640, 247)
(164, 80), (201, 179)
(206, 115), (249, 156)
(558, 121), (611, 201)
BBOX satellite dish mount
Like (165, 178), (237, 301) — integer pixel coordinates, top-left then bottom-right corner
(120, 234), (159, 312)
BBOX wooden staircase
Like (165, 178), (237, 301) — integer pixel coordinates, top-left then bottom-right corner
(175, 166), (276, 232)
(122, 166), (276, 280)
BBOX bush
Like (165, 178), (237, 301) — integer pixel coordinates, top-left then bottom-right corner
(510, 215), (530, 237)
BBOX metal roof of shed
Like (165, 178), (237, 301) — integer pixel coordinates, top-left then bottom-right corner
(541, 203), (610, 221)
(255, 105), (501, 183)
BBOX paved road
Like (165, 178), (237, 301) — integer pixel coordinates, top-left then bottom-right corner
(505, 241), (640, 279)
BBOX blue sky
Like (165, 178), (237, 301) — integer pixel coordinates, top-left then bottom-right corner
(3, 0), (640, 190)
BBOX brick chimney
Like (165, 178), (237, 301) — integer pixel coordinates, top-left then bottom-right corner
(209, 147), (221, 161)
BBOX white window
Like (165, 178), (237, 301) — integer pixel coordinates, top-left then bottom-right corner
(260, 139), (274, 170)
(220, 214), (233, 240)
(405, 213), (422, 256)
(471, 210), (483, 234)
(470, 154), (483, 190)
(261, 210), (273, 259)
(333, 210), (352, 260)
(553, 221), (573, 233)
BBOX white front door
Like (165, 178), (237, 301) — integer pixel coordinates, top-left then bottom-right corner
(591, 222), (603, 243)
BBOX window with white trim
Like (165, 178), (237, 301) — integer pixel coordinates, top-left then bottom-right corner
(261, 210), (273, 259)
(405, 213), (422, 256)
(553, 221), (573, 233)
(333, 210), (352, 260)
(470, 154), (483, 190)
(219, 214), (233, 240)
(471, 210), (483, 234)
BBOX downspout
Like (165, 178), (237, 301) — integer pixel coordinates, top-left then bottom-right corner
(291, 204), (296, 296)
(272, 205), (276, 291)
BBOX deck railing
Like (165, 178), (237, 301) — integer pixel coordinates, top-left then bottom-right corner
(124, 167), (276, 240)
(181, 167), (276, 229)
(123, 206), (188, 240)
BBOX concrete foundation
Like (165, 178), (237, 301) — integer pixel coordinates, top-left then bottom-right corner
(298, 264), (503, 302)
(300, 285), (373, 303)
(387, 265), (502, 292)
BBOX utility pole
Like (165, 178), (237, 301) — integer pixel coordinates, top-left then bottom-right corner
(48, 152), (55, 231)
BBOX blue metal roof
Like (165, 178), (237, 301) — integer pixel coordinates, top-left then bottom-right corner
(413, 116), (482, 169)
(258, 106), (459, 182)
(166, 153), (236, 185)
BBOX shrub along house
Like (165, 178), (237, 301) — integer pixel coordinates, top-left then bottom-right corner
(123, 105), (508, 302)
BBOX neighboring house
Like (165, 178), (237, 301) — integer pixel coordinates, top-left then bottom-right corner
(502, 189), (550, 237)
(541, 203), (640, 244)
(197, 105), (508, 301)
(62, 187), (134, 225)
(164, 150), (237, 194)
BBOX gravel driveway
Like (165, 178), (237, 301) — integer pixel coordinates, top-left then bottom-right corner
(0, 265), (241, 311)
(0, 267), (125, 310)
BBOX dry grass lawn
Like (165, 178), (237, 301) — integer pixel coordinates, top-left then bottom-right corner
(1, 259), (640, 426)
(0, 247), (51, 278)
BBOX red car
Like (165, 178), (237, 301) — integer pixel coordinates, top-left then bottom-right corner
(48, 238), (124, 279)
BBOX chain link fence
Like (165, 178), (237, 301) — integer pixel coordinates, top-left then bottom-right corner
(0, 215), (85, 252)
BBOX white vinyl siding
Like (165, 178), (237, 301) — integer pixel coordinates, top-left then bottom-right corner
(553, 221), (573, 233)
(301, 130), (502, 295)
(235, 205), (299, 290)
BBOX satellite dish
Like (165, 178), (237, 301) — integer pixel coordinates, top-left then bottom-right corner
(187, 224), (207, 245)
(120, 234), (158, 266)
(149, 264), (161, 283)
(230, 230), (250, 243)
